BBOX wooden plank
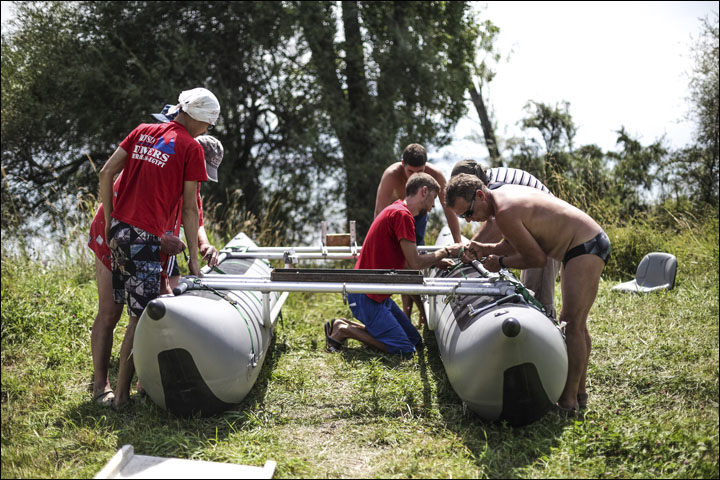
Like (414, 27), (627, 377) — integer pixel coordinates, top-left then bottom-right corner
(270, 268), (424, 284)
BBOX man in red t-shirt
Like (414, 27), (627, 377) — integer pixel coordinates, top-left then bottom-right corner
(324, 173), (463, 355)
(88, 133), (223, 406)
(374, 143), (463, 326)
(99, 87), (220, 409)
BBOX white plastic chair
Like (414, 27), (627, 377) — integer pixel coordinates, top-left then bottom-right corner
(612, 252), (677, 293)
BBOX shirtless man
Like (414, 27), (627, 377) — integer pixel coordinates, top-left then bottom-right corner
(445, 173), (611, 413)
(374, 144), (462, 326)
(450, 159), (561, 318)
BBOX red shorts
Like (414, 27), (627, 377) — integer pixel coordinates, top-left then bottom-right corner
(88, 209), (112, 270)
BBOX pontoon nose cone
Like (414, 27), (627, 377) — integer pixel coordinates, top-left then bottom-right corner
(502, 317), (521, 338)
(146, 299), (166, 320)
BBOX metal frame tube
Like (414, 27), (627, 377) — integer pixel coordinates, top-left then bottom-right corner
(177, 277), (514, 297)
(225, 252), (360, 261)
(220, 245), (442, 261)
(222, 246), (442, 253)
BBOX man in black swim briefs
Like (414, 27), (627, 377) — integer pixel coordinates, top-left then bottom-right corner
(445, 174), (611, 414)
(563, 231), (611, 266)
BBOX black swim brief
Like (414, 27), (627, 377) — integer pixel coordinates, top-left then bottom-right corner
(562, 231), (611, 267)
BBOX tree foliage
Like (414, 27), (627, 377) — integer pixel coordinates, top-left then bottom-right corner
(2, 1), (337, 242)
(662, 13), (719, 208)
(503, 100), (670, 223)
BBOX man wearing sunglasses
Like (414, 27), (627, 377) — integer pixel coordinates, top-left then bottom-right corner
(374, 144), (463, 327)
(450, 159), (560, 320)
(445, 173), (610, 415)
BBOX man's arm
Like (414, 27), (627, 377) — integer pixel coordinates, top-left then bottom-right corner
(181, 181), (201, 276)
(98, 147), (128, 240)
(472, 214), (547, 272)
(374, 167), (399, 218)
(399, 239), (462, 270)
(197, 226), (219, 267)
(471, 218), (504, 243)
(431, 168), (462, 243)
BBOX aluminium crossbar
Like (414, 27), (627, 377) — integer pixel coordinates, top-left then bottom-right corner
(174, 275), (514, 297)
(219, 245), (443, 261)
(222, 246), (442, 253)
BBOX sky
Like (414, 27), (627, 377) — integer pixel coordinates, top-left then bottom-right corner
(429, 1), (719, 172)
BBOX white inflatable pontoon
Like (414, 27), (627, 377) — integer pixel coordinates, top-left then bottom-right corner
(426, 227), (568, 425)
(134, 232), (288, 417)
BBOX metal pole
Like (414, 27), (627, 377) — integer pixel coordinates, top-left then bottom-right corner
(176, 277), (513, 297)
(220, 245), (443, 254)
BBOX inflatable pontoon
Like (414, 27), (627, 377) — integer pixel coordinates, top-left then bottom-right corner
(426, 227), (568, 425)
(134, 232), (288, 416)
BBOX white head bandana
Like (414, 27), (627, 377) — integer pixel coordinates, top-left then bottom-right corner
(167, 88), (220, 125)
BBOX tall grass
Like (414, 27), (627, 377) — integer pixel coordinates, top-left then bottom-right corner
(1, 198), (718, 478)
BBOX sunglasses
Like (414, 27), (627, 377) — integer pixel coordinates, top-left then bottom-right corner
(459, 195), (475, 220)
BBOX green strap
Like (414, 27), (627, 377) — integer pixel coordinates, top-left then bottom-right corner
(496, 272), (548, 316)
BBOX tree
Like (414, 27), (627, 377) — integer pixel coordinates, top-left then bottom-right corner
(520, 100), (576, 154)
(1, 1), (339, 241)
(297, 1), (489, 237)
(663, 13), (719, 207)
(506, 100), (579, 192)
(608, 127), (668, 214)
(468, 81), (500, 163)
(2, 1), (494, 241)
(466, 12), (501, 164)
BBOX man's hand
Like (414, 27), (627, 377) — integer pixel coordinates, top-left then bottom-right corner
(444, 242), (466, 258)
(436, 258), (456, 270)
(461, 245), (479, 263)
(161, 234), (186, 255)
(199, 244), (219, 267)
(463, 240), (487, 263)
(481, 255), (502, 273)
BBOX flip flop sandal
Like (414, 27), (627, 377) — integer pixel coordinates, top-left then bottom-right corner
(324, 322), (343, 351)
(552, 402), (580, 418)
(93, 390), (115, 407)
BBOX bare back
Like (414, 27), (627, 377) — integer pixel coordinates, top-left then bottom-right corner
(374, 162), (449, 217)
(492, 185), (603, 262)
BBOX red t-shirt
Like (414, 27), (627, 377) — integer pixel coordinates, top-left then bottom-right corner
(356, 199), (416, 302)
(89, 174), (204, 270)
(112, 121), (207, 237)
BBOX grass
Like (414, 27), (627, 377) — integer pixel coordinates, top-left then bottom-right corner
(1, 214), (718, 478)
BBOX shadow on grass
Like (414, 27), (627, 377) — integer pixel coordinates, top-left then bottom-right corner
(64, 330), (288, 459)
(418, 326), (572, 478)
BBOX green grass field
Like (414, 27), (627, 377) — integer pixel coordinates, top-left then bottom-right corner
(1, 214), (718, 478)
